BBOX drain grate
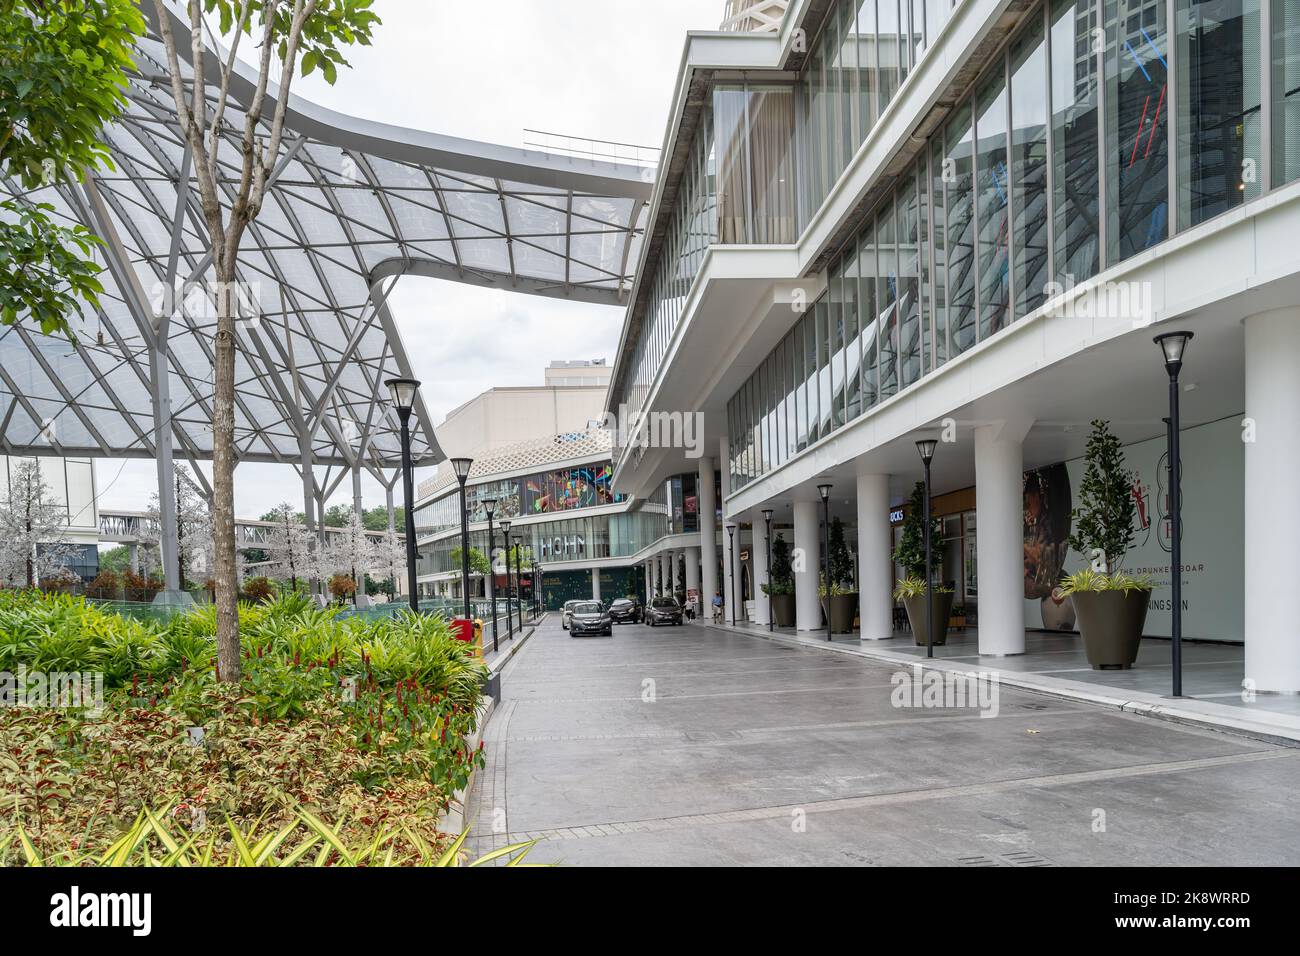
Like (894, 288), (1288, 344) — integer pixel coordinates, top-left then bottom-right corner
(957, 855), (1000, 867)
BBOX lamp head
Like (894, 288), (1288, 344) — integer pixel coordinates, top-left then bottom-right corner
(817, 483), (832, 503)
(1154, 330), (1193, 374)
(450, 457), (473, 485)
(761, 508), (774, 523)
(482, 497), (496, 518)
(916, 438), (938, 463)
(499, 519), (511, 536)
(384, 378), (420, 413)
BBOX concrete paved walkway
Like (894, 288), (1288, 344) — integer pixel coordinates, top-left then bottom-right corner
(468, 617), (1300, 866)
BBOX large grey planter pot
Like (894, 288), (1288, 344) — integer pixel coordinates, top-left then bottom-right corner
(771, 593), (796, 628)
(1071, 588), (1150, 669)
(820, 593), (858, 633)
(903, 590), (955, 647)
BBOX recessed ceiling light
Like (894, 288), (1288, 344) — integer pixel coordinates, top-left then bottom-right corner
(1184, 382), (1198, 392)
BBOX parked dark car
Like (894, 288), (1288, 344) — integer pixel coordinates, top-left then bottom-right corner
(568, 601), (613, 636)
(645, 597), (683, 626)
(608, 598), (642, 624)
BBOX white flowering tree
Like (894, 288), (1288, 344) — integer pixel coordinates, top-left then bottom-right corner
(322, 508), (375, 603)
(261, 501), (322, 593)
(0, 458), (79, 588)
(370, 527), (405, 602)
(146, 466), (212, 589)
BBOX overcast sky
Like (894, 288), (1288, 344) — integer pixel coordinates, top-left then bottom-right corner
(95, 1), (718, 528)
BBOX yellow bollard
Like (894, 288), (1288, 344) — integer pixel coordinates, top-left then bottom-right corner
(472, 618), (484, 658)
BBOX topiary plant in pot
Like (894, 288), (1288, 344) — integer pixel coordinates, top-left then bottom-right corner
(818, 518), (858, 633)
(892, 481), (950, 645)
(762, 533), (796, 627)
(1062, 419), (1152, 669)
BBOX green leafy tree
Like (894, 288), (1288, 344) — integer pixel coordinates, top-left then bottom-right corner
(98, 545), (131, 574)
(765, 533), (794, 595)
(0, 0), (143, 335)
(827, 517), (854, 590)
(362, 505), (401, 532)
(1068, 419), (1137, 574)
(149, 0), (380, 681)
(892, 482), (943, 580)
(449, 546), (491, 578)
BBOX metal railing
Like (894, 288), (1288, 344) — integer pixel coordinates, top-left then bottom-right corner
(523, 129), (660, 168)
(718, 0), (789, 32)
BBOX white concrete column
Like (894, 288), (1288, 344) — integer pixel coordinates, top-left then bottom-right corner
(857, 472), (894, 640)
(753, 514), (771, 626)
(644, 562), (653, 602)
(591, 567), (601, 601)
(975, 421), (1030, 656)
(698, 458), (719, 606)
(1246, 308), (1300, 693)
(719, 438), (736, 623)
(685, 547), (700, 616)
(793, 500), (821, 631)
(659, 552), (670, 597)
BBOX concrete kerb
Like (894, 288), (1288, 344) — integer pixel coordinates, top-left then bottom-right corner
(707, 622), (1300, 749)
(437, 614), (545, 835)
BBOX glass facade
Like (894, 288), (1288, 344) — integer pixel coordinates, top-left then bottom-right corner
(413, 461), (624, 537)
(727, 0), (1300, 489)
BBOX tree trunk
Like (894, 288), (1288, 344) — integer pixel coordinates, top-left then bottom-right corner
(213, 263), (241, 682)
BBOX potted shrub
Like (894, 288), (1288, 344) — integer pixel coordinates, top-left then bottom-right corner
(1060, 419), (1152, 669)
(762, 533), (796, 627)
(892, 481), (951, 645)
(818, 517), (858, 633)
(894, 576), (955, 646)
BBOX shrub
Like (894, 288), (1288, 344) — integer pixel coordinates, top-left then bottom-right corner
(240, 576), (276, 603)
(329, 574), (357, 601)
(892, 482), (943, 579)
(763, 534), (794, 596)
(85, 570), (122, 600)
(1068, 419), (1137, 574)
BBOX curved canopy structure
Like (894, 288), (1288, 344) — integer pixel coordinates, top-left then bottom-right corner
(0, 15), (652, 473)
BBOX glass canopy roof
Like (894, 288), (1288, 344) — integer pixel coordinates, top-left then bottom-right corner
(0, 28), (651, 472)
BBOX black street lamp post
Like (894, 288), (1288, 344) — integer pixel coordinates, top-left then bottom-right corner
(818, 484), (832, 642)
(500, 520), (514, 639)
(450, 457), (474, 621)
(1155, 331), (1193, 698)
(511, 540), (522, 634)
(483, 497), (499, 654)
(762, 508), (774, 632)
(384, 378), (421, 613)
(725, 524), (737, 624)
(916, 439), (938, 659)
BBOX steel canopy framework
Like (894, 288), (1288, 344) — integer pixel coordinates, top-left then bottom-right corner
(0, 27), (652, 481)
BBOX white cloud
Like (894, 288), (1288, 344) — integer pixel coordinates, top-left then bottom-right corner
(93, 0), (717, 522)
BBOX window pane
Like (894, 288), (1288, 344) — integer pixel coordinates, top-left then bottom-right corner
(918, 158), (932, 374)
(829, 260), (847, 430)
(877, 207), (899, 399)
(931, 138), (949, 366)
(976, 67), (1010, 340)
(805, 314), (820, 444)
(844, 241), (863, 419)
(859, 224), (880, 407)
(714, 87), (749, 243)
(946, 105), (977, 353)
(857, 0), (879, 135)
(817, 298), (833, 436)
(898, 173), (922, 387)
(1011, 16), (1049, 318)
(1051, 0), (1101, 285)
(1274, 0), (1300, 184)
(879, 0), (900, 110)
(748, 86), (798, 243)
(1105, 0), (1169, 263)
(1176, 0), (1262, 227)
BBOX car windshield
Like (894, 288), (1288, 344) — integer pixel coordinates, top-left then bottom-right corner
(573, 603), (603, 615)
(652, 598), (677, 608)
